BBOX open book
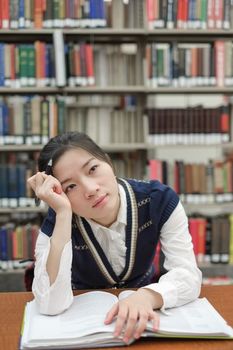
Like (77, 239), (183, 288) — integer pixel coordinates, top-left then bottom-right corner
(20, 290), (233, 349)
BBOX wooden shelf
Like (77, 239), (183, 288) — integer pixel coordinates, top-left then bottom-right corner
(184, 202), (233, 216)
(0, 87), (61, 94)
(0, 145), (43, 151)
(0, 207), (46, 214)
(0, 86), (232, 95)
(0, 143), (150, 152)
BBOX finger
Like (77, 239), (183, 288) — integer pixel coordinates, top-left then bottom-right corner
(35, 172), (47, 189)
(43, 175), (63, 195)
(27, 174), (37, 192)
(134, 311), (156, 339)
(104, 303), (119, 324)
(113, 305), (129, 338)
(150, 311), (160, 331)
(122, 309), (138, 343)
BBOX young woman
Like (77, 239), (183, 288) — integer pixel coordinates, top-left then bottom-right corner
(27, 131), (202, 343)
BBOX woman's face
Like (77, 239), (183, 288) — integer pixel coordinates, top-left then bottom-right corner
(53, 148), (120, 227)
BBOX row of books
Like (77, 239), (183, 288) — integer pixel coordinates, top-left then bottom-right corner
(3, 157), (233, 208)
(0, 152), (146, 208)
(146, 41), (233, 87)
(146, 0), (233, 30)
(0, 96), (66, 145)
(148, 158), (233, 199)
(0, 0), (107, 29)
(0, 223), (39, 270)
(188, 215), (233, 265)
(68, 106), (146, 146)
(0, 214), (232, 272)
(0, 40), (140, 87)
(3, 39), (233, 88)
(146, 104), (231, 145)
(0, 41), (55, 88)
(3, 0), (233, 31)
(0, 152), (37, 208)
(67, 43), (139, 87)
(0, 95), (145, 146)
(0, 0), (146, 29)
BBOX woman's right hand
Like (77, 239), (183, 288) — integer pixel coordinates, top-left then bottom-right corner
(27, 172), (72, 214)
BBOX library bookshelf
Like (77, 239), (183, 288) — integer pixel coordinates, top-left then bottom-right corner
(0, 0), (233, 291)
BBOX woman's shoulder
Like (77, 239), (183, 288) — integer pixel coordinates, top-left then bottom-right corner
(123, 178), (176, 195)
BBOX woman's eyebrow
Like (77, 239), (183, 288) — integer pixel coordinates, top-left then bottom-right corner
(81, 157), (95, 170)
(60, 157), (95, 186)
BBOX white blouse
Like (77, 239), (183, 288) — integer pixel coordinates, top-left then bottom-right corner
(32, 185), (202, 315)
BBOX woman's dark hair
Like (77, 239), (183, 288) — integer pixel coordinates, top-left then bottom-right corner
(38, 132), (113, 172)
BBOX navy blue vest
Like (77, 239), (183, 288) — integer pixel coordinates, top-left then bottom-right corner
(41, 179), (179, 289)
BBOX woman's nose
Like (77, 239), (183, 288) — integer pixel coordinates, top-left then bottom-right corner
(83, 180), (100, 198)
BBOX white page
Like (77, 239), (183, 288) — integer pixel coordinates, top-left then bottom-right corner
(27, 291), (118, 342)
(146, 298), (233, 337)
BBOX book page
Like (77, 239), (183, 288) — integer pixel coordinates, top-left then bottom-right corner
(146, 298), (233, 337)
(27, 291), (118, 342)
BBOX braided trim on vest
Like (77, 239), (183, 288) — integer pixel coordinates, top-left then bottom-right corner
(119, 179), (138, 281)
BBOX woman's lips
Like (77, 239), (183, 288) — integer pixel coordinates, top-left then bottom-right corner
(92, 194), (108, 208)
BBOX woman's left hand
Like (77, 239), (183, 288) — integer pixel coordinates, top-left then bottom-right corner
(104, 288), (162, 343)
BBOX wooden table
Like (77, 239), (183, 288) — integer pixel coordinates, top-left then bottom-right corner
(0, 285), (233, 350)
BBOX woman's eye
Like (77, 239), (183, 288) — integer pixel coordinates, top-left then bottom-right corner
(89, 165), (98, 174)
(65, 184), (76, 193)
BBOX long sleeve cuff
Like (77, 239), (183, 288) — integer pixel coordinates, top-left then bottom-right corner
(32, 237), (73, 315)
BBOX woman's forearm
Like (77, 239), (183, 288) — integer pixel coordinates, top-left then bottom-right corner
(46, 209), (73, 285)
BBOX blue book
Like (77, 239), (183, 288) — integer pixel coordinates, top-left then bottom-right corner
(2, 99), (9, 138)
(98, 0), (106, 26)
(0, 226), (8, 261)
(0, 164), (8, 199)
(18, 0), (25, 28)
(17, 164), (26, 200)
(7, 164), (18, 199)
(89, 0), (96, 26)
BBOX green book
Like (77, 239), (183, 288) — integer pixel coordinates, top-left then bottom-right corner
(18, 45), (29, 87)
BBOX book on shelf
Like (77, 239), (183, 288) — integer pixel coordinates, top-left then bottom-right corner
(20, 290), (233, 349)
(147, 157), (233, 204)
(145, 40), (233, 88)
(146, 0), (233, 30)
(0, 95), (66, 146)
(0, 222), (39, 271)
(146, 104), (231, 145)
(187, 215), (232, 266)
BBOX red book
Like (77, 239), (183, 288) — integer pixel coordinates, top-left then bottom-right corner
(207, 0), (215, 28)
(196, 218), (207, 264)
(183, 0), (189, 28)
(1, 0), (9, 29)
(149, 159), (163, 182)
(85, 44), (95, 86)
(74, 44), (81, 85)
(146, 0), (155, 29)
(188, 218), (199, 259)
(215, 40), (225, 87)
(153, 241), (162, 280)
(220, 104), (230, 142)
(214, 0), (223, 29)
(177, 0), (183, 28)
(34, 0), (43, 28)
